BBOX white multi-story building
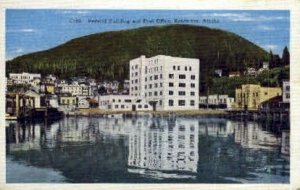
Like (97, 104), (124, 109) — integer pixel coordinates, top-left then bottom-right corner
(61, 84), (92, 96)
(9, 72), (41, 84)
(99, 95), (152, 111)
(130, 55), (200, 111)
(282, 80), (290, 103)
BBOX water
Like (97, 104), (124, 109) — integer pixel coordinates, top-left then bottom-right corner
(6, 116), (289, 183)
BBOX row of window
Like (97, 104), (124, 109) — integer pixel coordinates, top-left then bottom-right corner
(169, 91), (195, 96)
(173, 65), (193, 71)
(145, 66), (163, 74)
(169, 82), (195, 88)
(112, 104), (149, 109)
(169, 74), (195, 80)
(145, 74), (163, 81)
(168, 100), (195, 106)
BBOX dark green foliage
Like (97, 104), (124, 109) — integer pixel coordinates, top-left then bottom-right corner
(281, 46), (290, 66)
(6, 25), (268, 94)
(210, 66), (289, 97)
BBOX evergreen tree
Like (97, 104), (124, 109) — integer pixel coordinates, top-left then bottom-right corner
(282, 46), (290, 66)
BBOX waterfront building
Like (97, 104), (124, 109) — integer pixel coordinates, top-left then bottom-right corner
(199, 95), (234, 109)
(282, 80), (290, 103)
(130, 55), (199, 111)
(24, 90), (41, 108)
(99, 95), (152, 111)
(263, 61), (269, 69)
(59, 94), (78, 107)
(9, 72), (41, 84)
(235, 84), (282, 110)
(78, 98), (90, 109)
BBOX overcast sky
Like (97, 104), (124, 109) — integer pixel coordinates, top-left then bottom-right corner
(6, 9), (289, 60)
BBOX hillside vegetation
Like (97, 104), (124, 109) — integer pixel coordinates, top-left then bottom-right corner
(6, 24), (269, 93)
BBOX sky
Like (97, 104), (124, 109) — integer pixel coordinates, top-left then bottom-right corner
(6, 10), (289, 60)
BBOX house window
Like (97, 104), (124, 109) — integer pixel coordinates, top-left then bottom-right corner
(179, 83), (186, 87)
(121, 105), (125, 108)
(185, 66), (187, 71)
(154, 75), (158, 80)
(173, 66), (176, 70)
(286, 86), (290, 91)
(286, 93), (290, 99)
(190, 100), (195, 106)
(155, 83), (158, 88)
(169, 91), (173, 95)
(118, 99), (121, 102)
(191, 75), (195, 80)
(178, 100), (185, 106)
(154, 91), (158, 96)
(160, 91), (163, 95)
(169, 74), (174, 79)
(191, 83), (195, 88)
(160, 74), (163, 79)
(177, 66), (180, 70)
(189, 66), (192, 71)
(150, 76), (153, 80)
(144, 105), (148, 108)
(138, 105), (142, 108)
(112, 99), (115, 102)
(169, 83), (174, 87)
(179, 74), (186, 79)
(191, 92), (195, 96)
(115, 105), (119, 108)
(169, 100), (174, 106)
(149, 84), (152, 89)
(179, 91), (185, 96)
(160, 83), (163, 87)
(149, 92), (152, 96)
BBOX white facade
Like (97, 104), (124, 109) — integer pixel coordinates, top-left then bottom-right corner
(24, 90), (41, 108)
(9, 72), (41, 84)
(199, 95), (234, 109)
(130, 55), (199, 111)
(282, 80), (290, 103)
(61, 84), (92, 96)
(78, 98), (90, 109)
(99, 95), (152, 111)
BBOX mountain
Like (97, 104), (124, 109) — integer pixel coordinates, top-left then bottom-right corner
(6, 24), (268, 93)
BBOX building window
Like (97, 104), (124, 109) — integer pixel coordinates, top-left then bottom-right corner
(159, 100), (162, 106)
(169, 82), (174, 87)
(178, 100), (185, 106)
(286, 93), (290, 99)
(149, 84), (152, 89)
(189, 66), (192, 71)
(191, 83), (195, 88)
(169, 91), (173, 95)
(160, 91), (163, 95)
(121, 105), (125, 108)
(190, 100), (195, 106)
(145, 66), (147, 74)
(154, 75), (158, 80)
(191, 75), (195, 80)
(112, 99), (115, 102)
(150, 76), (153, 80)
(169, 74), (174, 79)
(115, 105), (119, 109)
(179, 83), (186, 87)
(169, 100), (174, 106)
(135, 79), (138, 83)
(185, 66), (187, 71)
(144, 105), (148, 108)
(160, 74), (163, 79)
(177, 66), (180, 70)
(154, 91), (158, 96)
(179, 91), (185, 96)
(286, 86), (290, 91)
(155, 83), (158, 88)
(135, 65), (138, 69)
(173, 66), (176, 70)
(160, 83), (163, 87)
(179, 74), (186, 79)
(145, 85), (147, 89)
(149, 92), (152, 96)
(191, 91), (195, 96)
(145, 77), (147, 81)
(138, 105), (142, 108)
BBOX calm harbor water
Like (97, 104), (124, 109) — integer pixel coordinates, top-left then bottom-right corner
(6, 116), (289, 183)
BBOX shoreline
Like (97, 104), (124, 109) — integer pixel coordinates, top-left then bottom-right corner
(70, 108), (228, 117)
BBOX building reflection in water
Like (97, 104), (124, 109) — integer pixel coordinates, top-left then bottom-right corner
(127, 117), (199, 179)
(234, 122), (282, 151)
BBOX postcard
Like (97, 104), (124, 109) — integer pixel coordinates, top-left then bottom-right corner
(1, 0), (299, 190)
